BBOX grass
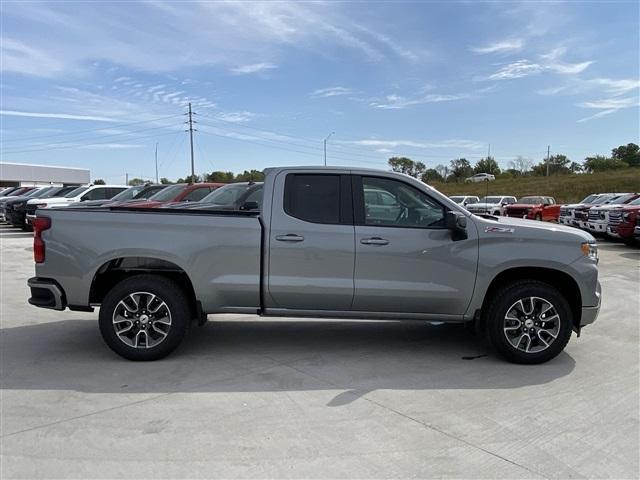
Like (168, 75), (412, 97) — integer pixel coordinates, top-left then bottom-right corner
(429, 169), (640, 204)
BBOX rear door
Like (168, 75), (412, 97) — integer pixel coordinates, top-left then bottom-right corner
(352, 174), (478, 316)
(266, 171), (354, 310)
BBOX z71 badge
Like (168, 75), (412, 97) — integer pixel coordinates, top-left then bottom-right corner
(485, 226), (515, 234)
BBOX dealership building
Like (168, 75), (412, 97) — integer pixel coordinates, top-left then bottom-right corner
(0, 162), (90, 187)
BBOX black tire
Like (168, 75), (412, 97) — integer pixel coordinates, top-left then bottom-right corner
(483, 280), (573, 364)
(535, 213), (542, 221)
(99, 274), (191, 361)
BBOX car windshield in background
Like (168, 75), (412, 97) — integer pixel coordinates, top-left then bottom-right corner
(199, 184), (250, 205)
(518, 197), (544, 204)
(148, 184), (187, 201)
(450, 196), (465, 204)
(628, 197), (640, 206)
(581, 194), (598, 204)
(133, 186), (166, 199)
(479, 196), (501, 203)
(111, 186), (145, 201)
(609, 193), (635, 204)
(64, 186), (89, 197)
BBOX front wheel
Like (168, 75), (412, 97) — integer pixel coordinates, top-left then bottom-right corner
(99, 275), (190, 361)
(535, 213), (542, 221)
(484, 280), (573, 364)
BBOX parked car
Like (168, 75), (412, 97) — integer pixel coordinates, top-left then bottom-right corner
(559, 194), (605, 226)
(465, 195), (517, 216)
(64, 184), (168, 209)
(0, 187), (22, 197)
(25, 185), (127, 224)
(573, 193), (622, 230)
(6, 186), (78, 229)
(504, 196), (560, 221)
(165, 182), (263, 211)
(121, 183), (225, 208)
(28, 166), (600, 365)
(465, 173), (495, 183)
(0, 186), (43, 222)
(449, 195), (480, 207)
(607, 197), (640, 245)
(586, 193), (639, 235)
(634, 215), (640, 244)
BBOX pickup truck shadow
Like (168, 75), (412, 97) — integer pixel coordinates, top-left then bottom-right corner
(1, 319), (575, 404)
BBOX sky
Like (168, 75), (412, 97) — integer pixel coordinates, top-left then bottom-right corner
(1, 0), (639, 183)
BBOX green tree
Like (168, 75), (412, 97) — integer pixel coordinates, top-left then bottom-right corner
(434, 164), (450, 182)
(611, 143), (639, 167)
(531, 154), (571, 176)
(93, 179), (106, 185)
(420, 168), (443, 183)
(474, 156), (501, 176)
(206, 171), (235, 183)
(583, 155), (628, 173)
(235, 170), (265, 182)
(128, 178), (146, 186)
(507, 156), (533, 176)
(159, 177), (172, 184)
(449, 158), (473, 181)
(569, 161), (583, 173)
(183, 174), (201, 184)
(388, 157), (425, 178)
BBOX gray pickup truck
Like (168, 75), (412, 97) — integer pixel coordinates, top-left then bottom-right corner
(28, 166), (601, 364)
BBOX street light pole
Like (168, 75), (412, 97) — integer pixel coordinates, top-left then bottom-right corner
(154, 142), (159, 183)
(323, 131), (335, 166)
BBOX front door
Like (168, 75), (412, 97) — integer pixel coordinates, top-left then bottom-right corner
(267, 171), (355, 311)
(352, 175), (478, 316)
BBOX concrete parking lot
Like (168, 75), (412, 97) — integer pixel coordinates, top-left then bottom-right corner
(1, 223), (638, 479)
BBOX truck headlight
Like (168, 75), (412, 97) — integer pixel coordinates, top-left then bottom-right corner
(623, 212), (631, 221)
(581, 242), (598, 262)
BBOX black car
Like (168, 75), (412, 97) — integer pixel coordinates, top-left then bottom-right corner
(6, 186), (78, 229)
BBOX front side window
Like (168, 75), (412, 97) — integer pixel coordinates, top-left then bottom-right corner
(360, 176), (445, 228)
(284, 174), (341, 224)
(82, 188), (108, 201)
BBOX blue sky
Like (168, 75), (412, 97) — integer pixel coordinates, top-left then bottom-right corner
(1, 1), (638, 183)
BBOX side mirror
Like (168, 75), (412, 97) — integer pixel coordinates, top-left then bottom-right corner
(240, 201), (259, 211)
(446, 211), (467, 240)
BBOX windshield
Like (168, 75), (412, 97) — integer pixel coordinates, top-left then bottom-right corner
(200, 184), (250, 205)
(450, 196), (464, 204)
(479, 196), (501, 203)
(628, 197), (640, 206)
(64, 186), (89, 198)
(133, 185), (166, 199)
(609, 193), (636, 204)
(518, 196), (544, 204)
(111, 186), (146, 201)
(580, 194), (598, 204)
(148, 184), (187, 201)
(23, 188), (48, 198)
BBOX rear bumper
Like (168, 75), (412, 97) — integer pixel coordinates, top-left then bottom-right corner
(580, 281), (601, 327)
(28, 277), (66, 311)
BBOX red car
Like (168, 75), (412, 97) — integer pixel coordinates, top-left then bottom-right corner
(504, 196), (560, 221)
(121, 183), (225, 208)
(607, 197), (640, 245)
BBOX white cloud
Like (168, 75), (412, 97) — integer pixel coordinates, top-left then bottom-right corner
(369, 92), (471, 109)
(215, 111), (258, 123)
(591, 78), (640, 95)
(230, 63), (278, 75)
(347, 139), (484, 150)
(487, 53), (594, 81)
(547, 61), (593, 75)
(0, 109), (116, 122)
(471, 39), (525, 54)
(576, 96), (638, 122)
(488, 60), (544, 80)
(0, 38), (64, 76)
(310, 87), (353, 98)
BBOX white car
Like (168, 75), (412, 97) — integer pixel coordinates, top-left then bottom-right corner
(586, 193), (638, 234)
(466, 195), (517, 216)
(465, 173), (495, 183)
(449, 195), (480, 207)
(26, 184), (128, 223)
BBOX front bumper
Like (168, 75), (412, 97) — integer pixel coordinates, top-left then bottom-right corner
(580, 281), (601, 327)
(587, 221), (607, 233)
(28, 277), (66, 311)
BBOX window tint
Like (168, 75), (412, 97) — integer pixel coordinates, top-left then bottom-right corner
(284, 174), (341, 224)
(361, 176), (445, 228)
(82, 188), (108, 201)
(183, 187), (211, 202)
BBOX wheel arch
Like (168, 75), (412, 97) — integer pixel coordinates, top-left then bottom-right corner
(90, 256), (199, 318)
(481, 266), (582, 329)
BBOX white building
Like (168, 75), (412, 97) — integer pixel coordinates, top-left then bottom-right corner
(0, 162), (90, 187)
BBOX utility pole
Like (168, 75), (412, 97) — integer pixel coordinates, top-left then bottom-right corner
(545, 145), (551, 177)
(154, 142), (159, 184)
(323, 131), (335, 166)
(125, 172), (128, 185)
(487, 144), (491, 159)
(186, 103), (197, 182)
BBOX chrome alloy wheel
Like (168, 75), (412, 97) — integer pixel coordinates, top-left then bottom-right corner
(503, 296), (560, 354)
(112, 292), (172, 349)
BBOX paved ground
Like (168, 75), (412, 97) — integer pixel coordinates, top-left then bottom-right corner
(1, 223), (638, 479)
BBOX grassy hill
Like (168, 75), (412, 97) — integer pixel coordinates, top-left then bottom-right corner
(429, 169), (640, 204)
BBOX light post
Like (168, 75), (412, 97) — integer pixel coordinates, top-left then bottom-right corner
(323, 131), (335, 166)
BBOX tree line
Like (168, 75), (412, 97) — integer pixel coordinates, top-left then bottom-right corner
(388, 142), (640, 183)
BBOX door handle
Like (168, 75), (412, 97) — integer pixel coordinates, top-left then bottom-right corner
(275, 234), (305, 242)
(360, 237), (389, 245)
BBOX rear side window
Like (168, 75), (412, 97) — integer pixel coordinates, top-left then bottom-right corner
(82, 188), (108, 200)
(284, 174), (341, 224)
(183, 187), (212, 202)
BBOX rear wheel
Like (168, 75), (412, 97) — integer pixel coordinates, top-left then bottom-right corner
(484, 280), (573, 364)
(99, 275), (190, 361)
(535, 213), (542, 221)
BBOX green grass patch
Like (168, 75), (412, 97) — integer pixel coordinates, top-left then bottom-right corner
(430, 169), (640, 203)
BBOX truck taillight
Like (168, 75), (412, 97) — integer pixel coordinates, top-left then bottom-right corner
(33, 217), (51, 263)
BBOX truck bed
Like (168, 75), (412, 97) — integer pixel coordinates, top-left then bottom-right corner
(34, 207), (263, 313)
